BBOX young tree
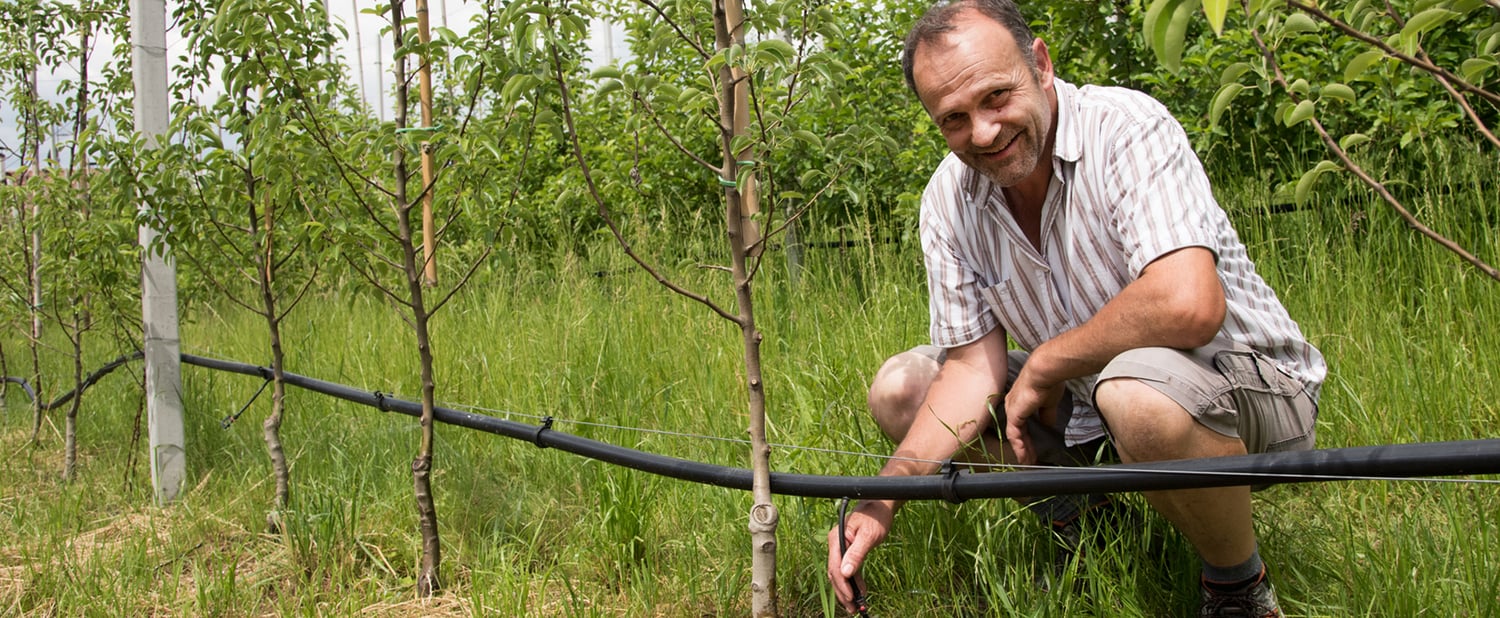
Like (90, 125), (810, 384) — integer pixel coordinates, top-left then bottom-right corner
(133, 0), (352, 524)
(538, 0), (887, 613)
(262, 0), (540, 595)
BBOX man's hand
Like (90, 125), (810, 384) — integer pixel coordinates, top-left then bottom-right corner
(1002, 361), (1065, 465)
(827, 499), (897, 614)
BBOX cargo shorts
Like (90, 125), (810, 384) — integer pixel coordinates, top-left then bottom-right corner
(1095, 336), (1319, 455)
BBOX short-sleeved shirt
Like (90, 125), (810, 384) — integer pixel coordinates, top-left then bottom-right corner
(919, 79), (1326, 446)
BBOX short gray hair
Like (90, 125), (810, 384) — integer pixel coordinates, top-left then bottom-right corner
(901, 0), (1037, 94)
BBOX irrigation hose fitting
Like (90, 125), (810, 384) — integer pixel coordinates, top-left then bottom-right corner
(533, 416), (554, 449)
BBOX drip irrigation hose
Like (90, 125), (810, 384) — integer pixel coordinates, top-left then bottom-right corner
(181, 353), (1500, 500)
(2, 351), (142, 411)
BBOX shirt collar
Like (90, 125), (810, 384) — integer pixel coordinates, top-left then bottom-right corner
(1051, 78), (1082, 164)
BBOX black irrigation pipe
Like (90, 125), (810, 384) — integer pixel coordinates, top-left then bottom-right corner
(2, 351), (144, 411)
(181, 354), (1500, 502)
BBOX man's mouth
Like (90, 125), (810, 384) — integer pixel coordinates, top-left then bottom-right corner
(978, 132), (1020, 159)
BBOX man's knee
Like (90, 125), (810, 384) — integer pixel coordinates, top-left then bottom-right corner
(867, 350), (941, 443)
(1095, 377), (1243, 462)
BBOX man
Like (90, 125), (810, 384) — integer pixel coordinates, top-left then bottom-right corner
(825, 1), (1325, 616)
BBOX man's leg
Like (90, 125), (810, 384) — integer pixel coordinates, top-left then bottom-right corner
(1093, 378), (1255, 566)
(868, 345), (1115, 581)
(867, 345), (946, 445)
(1094, 341), (1317, 616)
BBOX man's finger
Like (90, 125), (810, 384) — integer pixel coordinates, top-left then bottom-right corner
(826, 527), (854, 608)
(839, 528), (872, 578)
(1005, 414), (1033, 465)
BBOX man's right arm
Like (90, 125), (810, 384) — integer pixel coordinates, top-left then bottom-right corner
(828, 327), (1008, 612)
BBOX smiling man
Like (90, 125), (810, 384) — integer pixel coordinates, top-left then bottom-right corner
(825, 1), (1326, 616)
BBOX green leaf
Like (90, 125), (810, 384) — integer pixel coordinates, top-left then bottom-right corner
(1281, 13), (1320, 36)
(499, 73), (535, 104)
(1145, 0), (1201, 74)
(1320, 83), (1356, 104)
(1208, 83), (1245, 130)
(792, 129), (823, 149)
(1288, 78), (1310, 97)
(1480, 25), (1500, 55)
(1219, 62), (1253, 86)
(1284, 99), (1315, 126)
(1294, 160), (1343, 206)
(1338, 133), (1371, 150)
(1343, 49), (1386, 83)
(1460, 57), (1498, 84)
(1401, 8), (1458, 40)
(1203, 0), (1229, 36)
(590, 66), (622, 80)
(594, 79), (623, 99)
(755, 39), (796, 64)
(1399, 8), (1457, 54)
(1450, 0), (1488, 14)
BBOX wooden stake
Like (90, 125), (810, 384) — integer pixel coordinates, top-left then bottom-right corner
(416, 0), (438, 287)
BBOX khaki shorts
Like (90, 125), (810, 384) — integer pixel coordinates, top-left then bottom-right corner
(1095, 337), (1318, 455)
(913, 337), (1317, 460)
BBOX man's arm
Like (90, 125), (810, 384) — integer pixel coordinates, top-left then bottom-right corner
(1004, 246), (1225, 463)
(827, 326), (1009, 612)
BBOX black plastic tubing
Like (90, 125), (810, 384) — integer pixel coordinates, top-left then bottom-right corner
(182, 354), (1500, 502)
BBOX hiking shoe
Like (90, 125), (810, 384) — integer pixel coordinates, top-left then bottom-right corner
(1199, 576), (1283, 617)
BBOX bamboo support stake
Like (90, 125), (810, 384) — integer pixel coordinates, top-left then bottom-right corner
(724, 0), (761, 256)
(416, 0), (438, 287)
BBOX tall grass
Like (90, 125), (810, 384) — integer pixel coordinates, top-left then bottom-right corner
(2, 147), (1498, 616)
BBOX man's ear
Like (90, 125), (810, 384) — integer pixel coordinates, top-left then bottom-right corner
(1032, 37), (1055, 89)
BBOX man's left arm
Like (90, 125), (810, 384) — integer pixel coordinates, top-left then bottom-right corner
(1003, 246), (1224, 463)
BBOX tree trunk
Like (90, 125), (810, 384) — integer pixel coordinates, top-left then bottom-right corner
(714, 1), (777, 615)
(723, 0), (761, 257)
(27, 26), (44, 444)
(392, 0), (443, 595)
(257, 185), (292, 526)
(63, 327), (83, 481)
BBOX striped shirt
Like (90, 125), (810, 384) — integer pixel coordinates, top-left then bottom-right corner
(920, 79), (1326, 445)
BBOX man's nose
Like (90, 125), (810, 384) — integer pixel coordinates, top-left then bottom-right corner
(971, 110), (1003, 149)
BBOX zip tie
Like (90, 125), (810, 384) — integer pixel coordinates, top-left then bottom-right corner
(939, 459), (965, 504)
(221, 377), (272, 429)
(533, 415), (554, 448)
(394, 124), (444, 134)
(373, 391), (388, 412)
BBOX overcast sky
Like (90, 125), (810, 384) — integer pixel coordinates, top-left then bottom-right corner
(1, 1), (626, 169)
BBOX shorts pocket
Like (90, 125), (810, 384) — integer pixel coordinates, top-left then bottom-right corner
(1212, 349), (1316, 454)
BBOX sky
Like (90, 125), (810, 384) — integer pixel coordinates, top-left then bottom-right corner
(1, 1), (627, 169)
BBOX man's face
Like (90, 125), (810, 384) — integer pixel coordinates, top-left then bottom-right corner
(912, 10), (1055, 188)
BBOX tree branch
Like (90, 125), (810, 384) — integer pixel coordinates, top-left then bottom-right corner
(546, 35), (741, 325)
(1249, 7), (1500, 282)
(635, 92), (720, 172)
(636, 0), (710, 60)
(1287, 0), (1500, 107)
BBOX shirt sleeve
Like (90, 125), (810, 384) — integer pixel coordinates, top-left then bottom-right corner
(1102, 98), (1224, 278)
(920, 159), (1000, 348)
